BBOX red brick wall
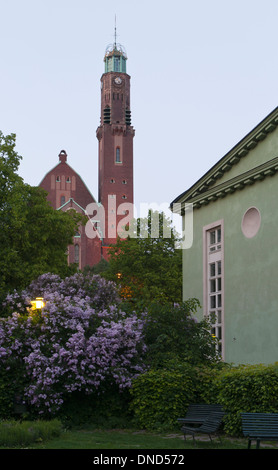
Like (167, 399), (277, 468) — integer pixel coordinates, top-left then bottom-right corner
(39, 152), (101, 270)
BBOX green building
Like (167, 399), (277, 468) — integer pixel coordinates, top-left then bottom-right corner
(171, 106), (278, 365)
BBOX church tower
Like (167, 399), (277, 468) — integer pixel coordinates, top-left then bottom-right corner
(96, 29), (135, 254)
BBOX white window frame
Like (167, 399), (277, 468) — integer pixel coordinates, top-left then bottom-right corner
(203, 219), (224, 359)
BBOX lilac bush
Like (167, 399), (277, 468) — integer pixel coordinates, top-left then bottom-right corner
(3, 272), (120, 315)
(0, 273), (146, 416)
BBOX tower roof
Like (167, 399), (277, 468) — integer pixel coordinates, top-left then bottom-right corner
(104, 20), (127, 73)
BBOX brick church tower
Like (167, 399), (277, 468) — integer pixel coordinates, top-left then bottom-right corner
(39, 30), (134, 268)
(96, 34), (135, 258)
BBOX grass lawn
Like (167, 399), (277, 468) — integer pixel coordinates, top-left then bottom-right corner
(20, 428), (248, 450)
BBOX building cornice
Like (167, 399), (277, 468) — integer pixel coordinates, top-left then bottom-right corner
(171, 106), (278, 213)
(192, 155), (278, 209)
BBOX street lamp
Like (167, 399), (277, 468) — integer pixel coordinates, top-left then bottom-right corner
(30, 297), (45, 310)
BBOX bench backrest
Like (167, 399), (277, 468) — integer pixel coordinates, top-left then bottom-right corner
(186, 404), (223, 419)
(241, 413), (278, 437)
(199, 411), (225, 433)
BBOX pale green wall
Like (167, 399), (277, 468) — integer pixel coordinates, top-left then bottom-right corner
(209, 127), (278, 189)
(183, 174), (278, 365)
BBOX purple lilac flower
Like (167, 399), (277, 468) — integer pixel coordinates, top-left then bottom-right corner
(0, 272), (147, 415)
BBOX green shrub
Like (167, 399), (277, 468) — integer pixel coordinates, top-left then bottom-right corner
(129, 367), (195, 431)
(188, 363), (226, 404)
(129, 361), (229, 432)
(0, 419), (63, 447)
(59, 388), (133, 428)
(218, 363), (278, 436)
(0, 367), (27, 420)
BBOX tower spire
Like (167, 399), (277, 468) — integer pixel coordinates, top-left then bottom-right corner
(114, 15), (117, 49)
(104, 18), (127, 73)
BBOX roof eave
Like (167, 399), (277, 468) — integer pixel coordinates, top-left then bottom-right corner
(171, 105), (278, 210)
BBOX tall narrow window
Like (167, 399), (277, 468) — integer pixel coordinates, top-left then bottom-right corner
(116, 147), (121, 163)
(74, 244), (79, 265)
(203, 221), (224, 358)
(60, 195), (65, 206)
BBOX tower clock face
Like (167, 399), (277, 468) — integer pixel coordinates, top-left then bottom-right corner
(114, 77), (122, 85)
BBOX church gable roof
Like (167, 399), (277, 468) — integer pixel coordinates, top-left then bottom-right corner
(171, 106), (278, 212)
(39, 150), (97, 209)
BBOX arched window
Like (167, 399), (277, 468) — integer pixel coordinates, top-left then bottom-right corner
(116, 147), (121, 163)
(74, 244), (79, 264)
(60, 195), (65, 206)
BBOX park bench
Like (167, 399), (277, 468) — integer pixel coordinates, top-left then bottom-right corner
(181, 411), (225, 442)
(177, 403), (224, 426)
(241, 412), (278, 449)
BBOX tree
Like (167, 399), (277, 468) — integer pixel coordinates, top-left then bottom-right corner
(143, 300), (221, 367)
(0, 273), (146, 417)
(0, 131), (82, 306)
(104, 210), (182, 308)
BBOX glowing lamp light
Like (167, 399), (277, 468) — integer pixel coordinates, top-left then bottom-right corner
(30, 297), (45, 310)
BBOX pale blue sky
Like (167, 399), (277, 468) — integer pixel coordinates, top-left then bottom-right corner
(1, 0), (278, 222)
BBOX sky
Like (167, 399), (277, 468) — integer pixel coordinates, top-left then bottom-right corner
(1, 0), (278, 227)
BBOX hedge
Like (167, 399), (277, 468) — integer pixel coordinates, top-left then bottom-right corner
(2, 359), (278, 436)
(129, 368), (194, 431)
(129, 363), (224, 431)
(129, 362), (278, 435)
(218, 363), (278, 436)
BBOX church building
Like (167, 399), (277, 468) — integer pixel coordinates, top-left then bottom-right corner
(171, 106), (278, 366)
(39, 35), (135, 269)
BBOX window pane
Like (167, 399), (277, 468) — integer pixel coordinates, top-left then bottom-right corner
(217, 294), (222, 308)
(74, 245), (79, 264)
(210, 279), (216, 293)
(210, 231), (216, 245)
(210, 296), (216, 309)
(218, 261), (222, 276)
(217, 310), (222, 323)
(210, 263), (216, 277)
(217, 228), (221, 243)
(217, 278), (222, 291)
(116, 147), (121, 163)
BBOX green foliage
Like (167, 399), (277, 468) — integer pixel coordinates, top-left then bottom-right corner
(186, 363), (226, 404)
(129, 361), (278, 434)
(83, 258), (109, 276)
(0, 131), (83, 308)
(0, 419), (62, 447)
(129, 367), (195, 431)
(129, 361), (225, 431)
(218, 363), (278, 436)
(142, 300), (221, 367)
(104, 210), (182, 308)
(59, 387), (133, 428)
(0, 370), (17, 420)
(0, 362), (29, 420)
